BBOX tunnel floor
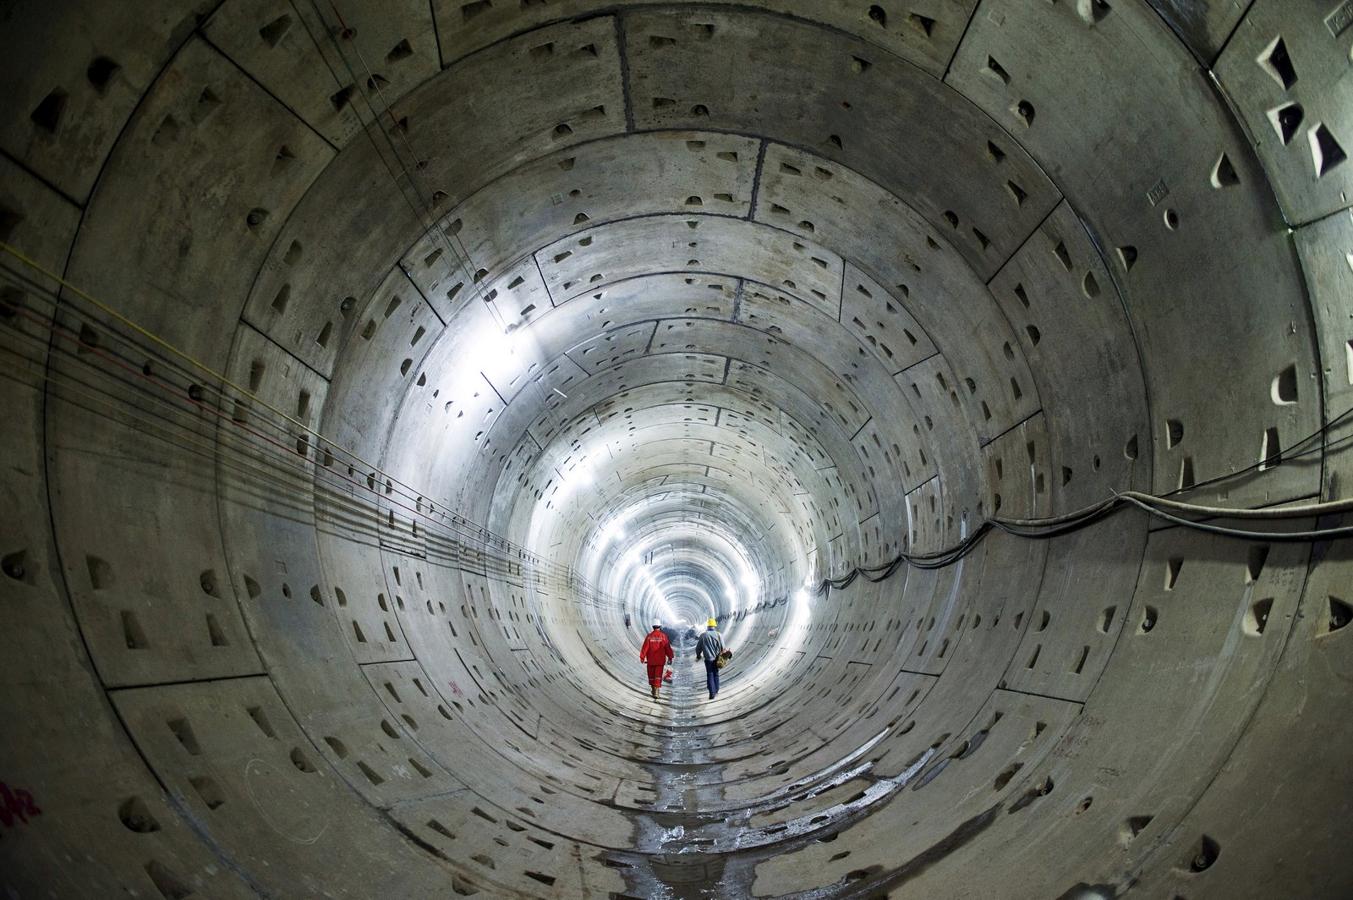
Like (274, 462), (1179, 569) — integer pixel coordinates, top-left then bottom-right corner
(613, 652), (842, 899)
(609, 644), (969, 899)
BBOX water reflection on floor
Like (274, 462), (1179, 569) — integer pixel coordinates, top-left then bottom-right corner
(612, 656), (929, 898)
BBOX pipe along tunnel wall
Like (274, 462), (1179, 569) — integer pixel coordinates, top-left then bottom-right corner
(1, 1), (1351, 897)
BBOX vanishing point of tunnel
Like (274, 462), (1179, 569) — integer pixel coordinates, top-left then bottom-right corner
(1, 1), (1352, 898)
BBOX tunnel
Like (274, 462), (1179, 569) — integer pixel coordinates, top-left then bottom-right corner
(1, 0), (1352, 897)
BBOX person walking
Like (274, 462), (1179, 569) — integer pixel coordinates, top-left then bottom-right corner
(639, 622), (674, 700)
(695, 618), (725, 700)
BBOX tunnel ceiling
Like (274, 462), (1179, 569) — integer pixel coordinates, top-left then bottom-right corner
(2, 1), (1352, 898)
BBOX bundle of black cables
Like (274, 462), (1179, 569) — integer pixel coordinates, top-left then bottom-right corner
(811, 404), (1353, 594)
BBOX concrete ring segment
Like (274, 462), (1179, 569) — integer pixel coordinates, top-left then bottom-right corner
(1, 1), (1351, 898)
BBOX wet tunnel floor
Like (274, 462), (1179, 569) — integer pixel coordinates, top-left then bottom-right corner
(609, 657), (926, 899)
(621, 661), (751, 898)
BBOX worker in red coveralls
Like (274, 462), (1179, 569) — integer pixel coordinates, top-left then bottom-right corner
(639, 622), (674, 699)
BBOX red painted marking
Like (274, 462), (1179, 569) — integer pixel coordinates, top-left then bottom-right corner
(0, 782), (42, 832)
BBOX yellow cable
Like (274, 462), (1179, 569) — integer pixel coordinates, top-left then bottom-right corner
(0, 240), (562, 571)
(0, 239), (324, 446)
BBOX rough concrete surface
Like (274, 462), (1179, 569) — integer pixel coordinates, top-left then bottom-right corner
(1, 1), (1351, 897)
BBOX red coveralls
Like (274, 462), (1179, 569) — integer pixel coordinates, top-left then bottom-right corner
(639, 629), (674, 688)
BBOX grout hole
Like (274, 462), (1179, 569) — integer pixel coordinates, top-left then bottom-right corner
(167, 718), (201, 755)
(1178, 456), (1195, 489)
(290, 747), (317, 773)
(1324, 595), (1351, 635)
(122, 611), (148, 649)
(461, 1), (491, 21)
(1271, 364), (1298, 405)
(993, 762), (1022, 791)
(1165, 557), (1183, 590)
(87, 555), (112, 589)
(1183, 834), (1221, 873)
(247, 706), (276, 738)
(145, 861), (193, 900)
(205, 613), (228, 647)
(1259, 427), (1282, 470)
(1244, 597), (1275, 636)
(984, 56), (1011, 85)
(1257, 36), (1297, 91)
(2, 549), (30, 582)
(259, 14), (292, 47)
(1210, 152), (1240, 188)
(1246, 545), (1270, 584)
(1077, 0), (1111, 25)
(87, 56), (121, 93)
(1268, 102), (1303, 145)
(119, 796), (161, 833)
(191, 87), (222, 125)
(1309, 123), (1348, 178)
(1120, 815), (1153, 845)
(30, 88), (68, 134)
(908, 13), (936, 36)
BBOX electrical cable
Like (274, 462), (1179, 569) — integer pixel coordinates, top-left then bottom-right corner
(288, 9), (1353, 584)
(0, 264), (599, 595)
(14, 249), (1353, 613)
(8, 240), (1353, 609)
(1116, 494), (1353, 542)
(0, 243), (582, 581)
(308, 0), (579, 454)
(1117, 490), (1353, 519)
(32, 315), (537, 580)
(808, 477), (1353, 596)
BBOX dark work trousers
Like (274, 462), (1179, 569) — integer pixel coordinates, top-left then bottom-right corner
(703, 659), (720, 699)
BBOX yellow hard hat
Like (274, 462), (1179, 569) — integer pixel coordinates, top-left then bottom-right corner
(707, 618), (717, 628)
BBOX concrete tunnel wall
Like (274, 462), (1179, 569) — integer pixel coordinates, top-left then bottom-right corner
(0, 0), (1351, 897)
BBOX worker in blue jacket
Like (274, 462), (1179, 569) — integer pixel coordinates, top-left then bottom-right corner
(695, 618), (725, 700)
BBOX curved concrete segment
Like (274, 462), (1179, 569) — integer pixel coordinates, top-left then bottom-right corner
(1, 1), (1351, 897)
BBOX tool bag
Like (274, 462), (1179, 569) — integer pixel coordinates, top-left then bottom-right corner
(715, 648), (733, 669)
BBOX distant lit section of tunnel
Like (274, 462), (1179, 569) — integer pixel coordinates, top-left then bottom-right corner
(1, 1), (1352, 898)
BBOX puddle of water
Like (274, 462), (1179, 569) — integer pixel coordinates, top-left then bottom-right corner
(619, 681), (936, 896)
